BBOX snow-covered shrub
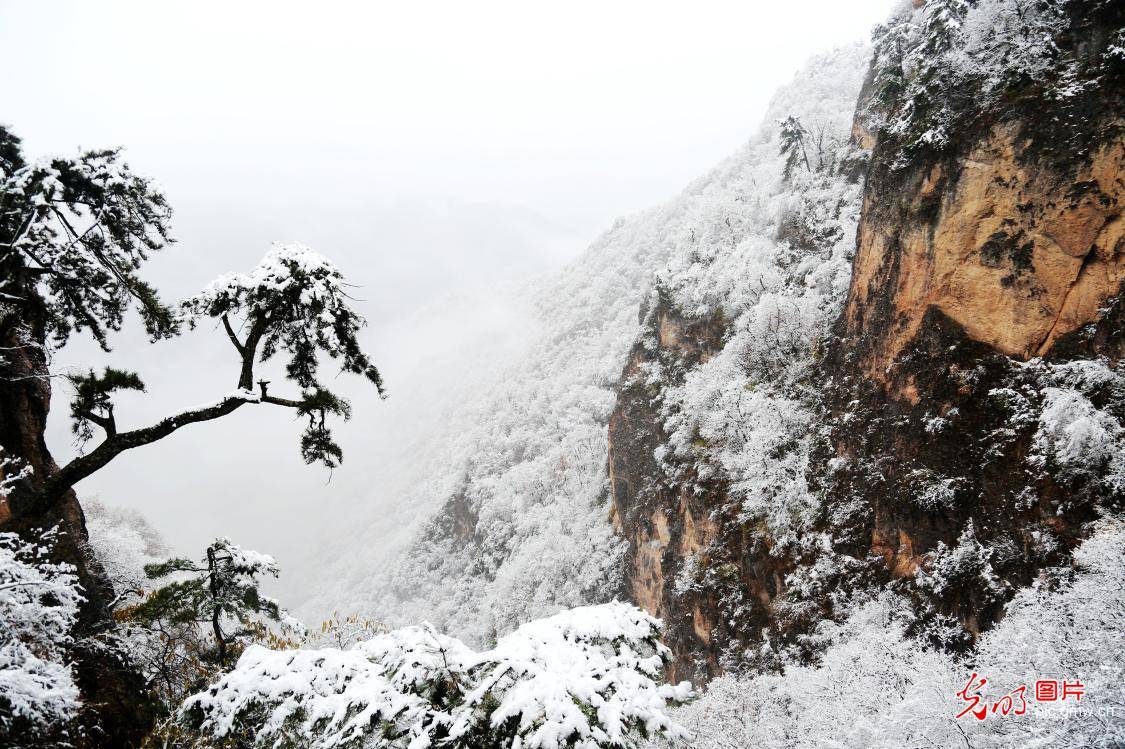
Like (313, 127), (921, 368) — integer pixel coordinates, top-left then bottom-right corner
(304, 611), (388, 650)
(907, 468), (963, 510)
(183, 602), (691, 749)
(0, 454), (34, 501)
(915, 526), (1007, 601)
(910, 526), (1011, 647)
(1032, 387), (1125, 494)
(865, 0), (1105, 163)
(971, 516), (1125, 748)
(1008, 358), (1125, 505)
(0, 528), (83, 740)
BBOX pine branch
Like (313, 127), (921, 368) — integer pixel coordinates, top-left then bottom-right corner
(41, 382), (311, 510)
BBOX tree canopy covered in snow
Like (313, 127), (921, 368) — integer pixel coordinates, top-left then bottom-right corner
(866, 0), (1121, 163)
(128, 538), (292, 668)
(183, 602), (691, 749)
(178, 244), (382, 411)
(0, 126), (177, 348)
(39, 242), (388, 520)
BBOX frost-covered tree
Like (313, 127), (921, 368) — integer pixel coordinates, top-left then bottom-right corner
(881, 0), (971, 155)
(862, 0), (1105, 163)
(125, 539), (293, 670)
(0, 528), (83, 745)
(648, 518), (1125, 749)
(52, 242), (385, 500)
(84, 501), (211, 713)
(83, 498), (168, 607)
(182, 602), (692, 749)
(0, 123), (384, 515)
(778, 116), (811, 180)
(908, 524), (1011, 648)
(0, 123), (383, 741)
(0, 130), (176, 349)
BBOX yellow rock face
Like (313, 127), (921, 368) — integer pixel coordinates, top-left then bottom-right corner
(845, 121), (1125, 388)
(630, 508), (671, 618)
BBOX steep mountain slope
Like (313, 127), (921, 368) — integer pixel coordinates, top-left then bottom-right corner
(323, 44), (871, 647)
(328, 4), (1122, 723)
(607, 48), (870, 680)
(613, 0), (1124, 684)
(821, 0), (1125, 650)
(651, 517), (1125, 748)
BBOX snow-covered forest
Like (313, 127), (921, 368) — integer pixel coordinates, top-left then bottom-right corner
(2, 0), (1124, 747)
(315, 40), (872, 648)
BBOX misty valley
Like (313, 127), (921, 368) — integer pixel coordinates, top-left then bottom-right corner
(2, 1), (1124, 748)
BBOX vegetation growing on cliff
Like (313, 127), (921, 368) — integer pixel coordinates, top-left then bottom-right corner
(867, 0), (1124, 163)
(649, 516), (1125, 749)
(2, 1), (1123, 746)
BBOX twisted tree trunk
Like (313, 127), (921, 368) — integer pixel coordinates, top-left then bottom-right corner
(0, 310), (157, 748)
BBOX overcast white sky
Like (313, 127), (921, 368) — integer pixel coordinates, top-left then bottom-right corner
(1, 0), (893, 604)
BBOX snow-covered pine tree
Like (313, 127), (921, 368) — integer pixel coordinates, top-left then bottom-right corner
(1, 124), (384, 742)
(779, 116), (811, 180)
(52, 242), (385, 497)
(125, 538), (293, 670)
(1, 123), (385, 514)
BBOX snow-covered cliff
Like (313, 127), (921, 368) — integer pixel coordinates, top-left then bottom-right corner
(311, 43), (872, 648)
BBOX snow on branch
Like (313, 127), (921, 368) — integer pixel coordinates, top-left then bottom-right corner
(40, 245), (388, 506)
(0, 454), (33, 499)
(0, 126), (178, 347)
(181, 242), (385, 395)
(183, 602), (692, 749)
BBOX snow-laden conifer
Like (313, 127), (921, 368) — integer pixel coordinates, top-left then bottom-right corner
(183, 602), (691, 749)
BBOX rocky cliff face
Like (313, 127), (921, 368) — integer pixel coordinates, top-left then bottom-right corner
(823, 0), (1123, 644)
(609, 0), (1124, 681)
(608, 297), (727, 679)
(606, 46), (870, 682)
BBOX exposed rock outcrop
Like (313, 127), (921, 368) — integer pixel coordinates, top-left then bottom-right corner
(608, 0), (1124, 681)
(844, 111), (1124, 390)
(823, 0), (1124, 642)
(608, 297), (729, 680)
